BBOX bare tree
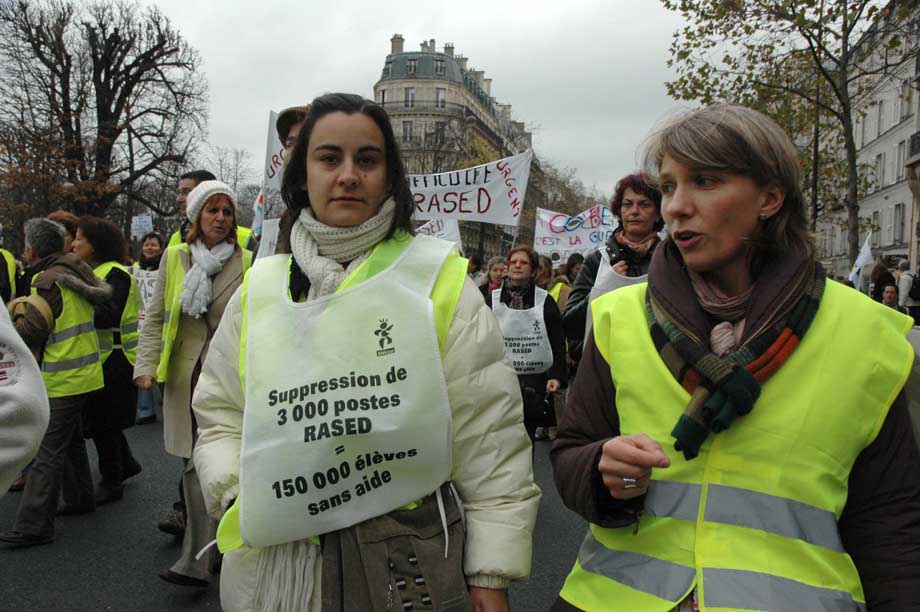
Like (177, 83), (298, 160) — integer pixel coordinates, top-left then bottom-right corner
(0, 0), (207, 218)
(206, 145), (255, 195)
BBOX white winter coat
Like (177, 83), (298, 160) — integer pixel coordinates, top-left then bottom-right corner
(192, 274), (541, 611)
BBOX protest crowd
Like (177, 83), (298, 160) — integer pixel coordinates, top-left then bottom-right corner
(1, 94), (919, 612)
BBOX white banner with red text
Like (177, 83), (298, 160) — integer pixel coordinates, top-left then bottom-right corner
(416, 218), (462, 250)
(411, 150), (533, 227)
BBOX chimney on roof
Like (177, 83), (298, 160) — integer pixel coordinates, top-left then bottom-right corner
(456, 55), (468, 70)
(420, 40), (428, 52)
(429, 38), (436, 52)
(472, 70), (484, 88)
(482, 78), (492, 95)
(444, 43), (454, 57)
(390, 34), (404, 54)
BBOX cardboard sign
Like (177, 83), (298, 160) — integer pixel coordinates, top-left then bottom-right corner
(411, 150), (533, 227)
(534, 205), (618, 262)
(130, 214), (154, 240)
(416, 218), (462, 250)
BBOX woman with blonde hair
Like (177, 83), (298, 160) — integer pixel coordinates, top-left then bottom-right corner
(552, 104), (920, 611)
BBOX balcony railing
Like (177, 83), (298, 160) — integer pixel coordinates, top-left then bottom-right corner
(378, 100), (468, 116)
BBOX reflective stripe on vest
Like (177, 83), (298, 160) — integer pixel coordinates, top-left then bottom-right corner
(559, 281), (914, 611)
(218, 231), (468, 554)
(156, 244), (253, 382)
(1, 248), (16, 294)
(33, 274), (104, 398)
(93, 261), (141, 366)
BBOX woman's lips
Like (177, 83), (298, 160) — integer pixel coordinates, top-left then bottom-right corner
(673, 231), (702, 249)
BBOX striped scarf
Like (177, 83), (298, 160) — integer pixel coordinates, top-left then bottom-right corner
(646, 252), (826, 460)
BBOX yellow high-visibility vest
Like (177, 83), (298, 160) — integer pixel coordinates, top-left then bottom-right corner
(93, 261), (141, 366)
(559, 281), (913, 612)
(0, 248), (16, 297)
(32, 273), (104, 398)
(168, 226), (253, 249)
(156, 243), (253, 382)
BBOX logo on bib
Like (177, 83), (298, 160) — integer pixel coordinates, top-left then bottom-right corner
(0, 343), (22, 387)
(533, 320), (541, 333)
(375, 319), (396, 356)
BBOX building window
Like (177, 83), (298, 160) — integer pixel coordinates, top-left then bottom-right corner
(407, 58), (417, 75)
(383, 61), (392, 77)
(435, 59), (445, 77)
(435, 88), (446, 109)
(897, 140), (907, 181)
(860, 113), (868, 145)
(872, 211), (880, 246)
(404, 87), (415, 108)
(434, 121), (446, 144)
(875, 152), (886, 189)
(894, 203), (906, 244)
(900, 81), (913, 121)
(877, 99), (885, 137)
(378, 89), (386, 105)
(402, 121), (413, 143)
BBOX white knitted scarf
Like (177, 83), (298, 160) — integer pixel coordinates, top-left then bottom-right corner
(179, 240), (235, 318)
(251, 198), (396, 611)
(290, 198), (396, 300)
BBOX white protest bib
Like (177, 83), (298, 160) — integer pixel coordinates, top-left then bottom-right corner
(492, 287), (554, 375)
(584, 248), (647, 340)
(239, 235), (454, 548)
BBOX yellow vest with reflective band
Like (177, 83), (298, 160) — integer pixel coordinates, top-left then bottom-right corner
(1, 248), (16, 296)
(32, 273), (105, 398)
(93, 261), (141, 366)
(156, 244), (253, 382)
(168, 226), (252, 249)
(215, 231), (468, 554)
(559, 281), (913, 612)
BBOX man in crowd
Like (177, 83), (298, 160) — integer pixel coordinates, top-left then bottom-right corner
(0, 219), (110, 547)
(277, 105), (308, 155)
(882, 283), (908, 314)
(898, 259), (920, 325)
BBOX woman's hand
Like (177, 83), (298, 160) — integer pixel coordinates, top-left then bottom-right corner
(598, 434), (670, 499)
(546, 378), (561, 393)
(134, 375), (155, 391)
(469, 587), (509, 612)
(612, 260), (629, 275)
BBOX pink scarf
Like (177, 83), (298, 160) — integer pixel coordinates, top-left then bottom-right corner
(689, 270), (754, 356)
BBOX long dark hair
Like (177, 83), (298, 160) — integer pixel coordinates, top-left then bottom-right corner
(278, 93), (415, 252)
(77, 216), (128, 264)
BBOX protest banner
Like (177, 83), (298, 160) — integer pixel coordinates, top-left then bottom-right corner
(130, 214), (154, 240)
(252, 110), (287, 240)
(416, 218), (462, 250)
(533, 205), (618, 263)
(411, 150), (533, 227)
(255, 219), (281, 261)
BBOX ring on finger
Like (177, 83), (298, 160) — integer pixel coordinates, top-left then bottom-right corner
(622, 477), (640, 490)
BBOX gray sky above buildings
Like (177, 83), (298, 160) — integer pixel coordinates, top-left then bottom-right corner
(153, 0), (688, 199)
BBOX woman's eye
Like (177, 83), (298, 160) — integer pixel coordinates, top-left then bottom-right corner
(320, 155), (338, 163)
(695, 175), (716, 187)
(660, 183), (675, 194)
(358, 156), (379, 166)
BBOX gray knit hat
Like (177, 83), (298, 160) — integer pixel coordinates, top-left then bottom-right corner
(185, 180), (238, 223)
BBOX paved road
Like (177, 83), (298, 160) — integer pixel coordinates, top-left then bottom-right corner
(0, 415), (585, 612)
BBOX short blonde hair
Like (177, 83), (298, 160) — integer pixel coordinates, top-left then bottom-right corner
(642, 104), (813, 265)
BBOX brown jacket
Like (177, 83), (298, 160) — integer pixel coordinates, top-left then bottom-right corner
(133, 245), (247, 458)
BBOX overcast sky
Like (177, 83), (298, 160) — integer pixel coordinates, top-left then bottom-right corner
(151, 0), (689, 198)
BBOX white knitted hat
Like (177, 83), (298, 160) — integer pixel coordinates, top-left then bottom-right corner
(185, 180), (238, 223)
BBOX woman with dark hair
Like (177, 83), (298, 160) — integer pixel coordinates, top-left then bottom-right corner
(549, 253), (585, 314)
(552, 104), (920, 611)
(192, 93), (538, 611)
(562, 174), (663, 364)
(69, 217), (142, 506)
(133, 232), (165, 424)
(485, 245), (566, 444)
(869, 262), (896, 302)
(134, 180), (253, 587)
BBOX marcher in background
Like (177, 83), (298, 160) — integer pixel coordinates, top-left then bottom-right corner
(134, 180), (253, 587)
(882, 283), (908, 314)
(192, 93), (539, 612)
(485, 245), (566, 444)
(277, 104), (309, 155)
(169, 171), (257, 251)
(134, 232), (165, 425)
(0, 223), (18, 303)
(468, 252), (486, 285)
(0, 301), (49, 498)
(17, 211), (81, 300)
(536, 254), (554, 290)
(0, 219), (110, 548)
(552, 104), (920, 612)
(562, 174), (663, 367)
(479, 255), (507, 298)
(549, 253), (584, 315)
(870, 262), (896, 302)
(71, 217), (142, 505)
(898, 259), (920, 324)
